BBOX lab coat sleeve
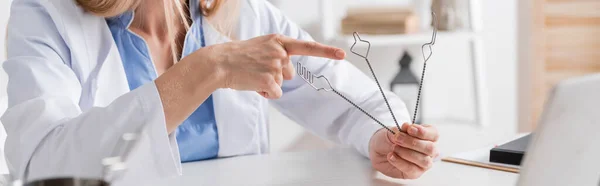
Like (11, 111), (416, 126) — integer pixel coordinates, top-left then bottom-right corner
(1, 0), (181, 181)
(255, 0), (412, 158)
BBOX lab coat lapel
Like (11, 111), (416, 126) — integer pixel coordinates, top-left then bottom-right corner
(202, 18), (262, 157)
(90, 38), (130, 108)
(80, 15), (129, 108)
(49, 1), (129, 108)
(75, 14), (129, 108)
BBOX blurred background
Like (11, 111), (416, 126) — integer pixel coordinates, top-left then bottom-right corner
(268, 0), (519, 154)
(0, 0), (598, 175)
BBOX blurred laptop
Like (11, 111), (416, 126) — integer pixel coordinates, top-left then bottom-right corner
(518, 74), (600, 186)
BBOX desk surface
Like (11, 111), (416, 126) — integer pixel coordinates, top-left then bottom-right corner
(165, 148), (518, 186)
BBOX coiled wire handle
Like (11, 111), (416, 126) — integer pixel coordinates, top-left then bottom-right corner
(351, 32), (401, 131)
(412, 12), (438, 125)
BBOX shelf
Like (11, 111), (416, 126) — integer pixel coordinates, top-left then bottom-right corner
(331, 30), (479, 47)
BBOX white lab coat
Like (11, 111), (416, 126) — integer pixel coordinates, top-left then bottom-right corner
(1, 0), (410, 185)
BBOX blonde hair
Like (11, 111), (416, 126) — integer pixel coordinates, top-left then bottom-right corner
(75, 0), (238, 63)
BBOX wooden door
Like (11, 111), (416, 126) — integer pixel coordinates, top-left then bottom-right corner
(519, 0), (600, 132)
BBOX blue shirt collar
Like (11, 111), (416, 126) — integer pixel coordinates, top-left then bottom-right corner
(106, 0), (201, 28)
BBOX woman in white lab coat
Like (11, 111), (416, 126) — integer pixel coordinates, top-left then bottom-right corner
(2, 0), (439, 184)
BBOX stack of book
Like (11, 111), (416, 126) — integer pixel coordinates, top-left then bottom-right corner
(341, 7), (419, 35)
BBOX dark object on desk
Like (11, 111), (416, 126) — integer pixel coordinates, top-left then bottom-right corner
(490, 134), (532, 166)
(24, 178), (109, 186)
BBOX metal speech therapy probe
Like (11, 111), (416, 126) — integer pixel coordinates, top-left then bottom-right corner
(350, 32), (401, 131)
(295, 33), (401, 135)
(296, 61), (397, 135)
(296, 12), (437, 134)
(413, 12), (437, 125)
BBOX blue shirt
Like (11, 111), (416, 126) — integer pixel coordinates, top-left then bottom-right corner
(106, 6), (219, 162)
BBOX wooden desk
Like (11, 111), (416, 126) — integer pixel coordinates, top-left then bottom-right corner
(164, 148), (518, 186)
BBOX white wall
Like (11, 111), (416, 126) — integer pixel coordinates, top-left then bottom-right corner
(269, 0), (518, 152)
(478, 0), (517, 133)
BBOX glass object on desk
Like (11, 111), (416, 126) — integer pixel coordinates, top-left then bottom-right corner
(9, 132), (140, 186)
(391, 52), (422, 123)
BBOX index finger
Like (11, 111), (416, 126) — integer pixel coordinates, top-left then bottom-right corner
(277, 36), (346, 60)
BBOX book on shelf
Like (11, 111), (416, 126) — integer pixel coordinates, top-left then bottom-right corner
(341, 7), (419, 35)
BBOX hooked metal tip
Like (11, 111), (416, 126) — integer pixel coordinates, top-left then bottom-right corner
(430, 12), (438, 45)
(350, 32), (371, 59)
(421, 12), (438, 63)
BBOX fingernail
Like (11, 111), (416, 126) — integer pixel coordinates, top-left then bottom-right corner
(335, 50), (346, 59)
(410, 126), (418, 135)
(401, 123), (409, 130)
